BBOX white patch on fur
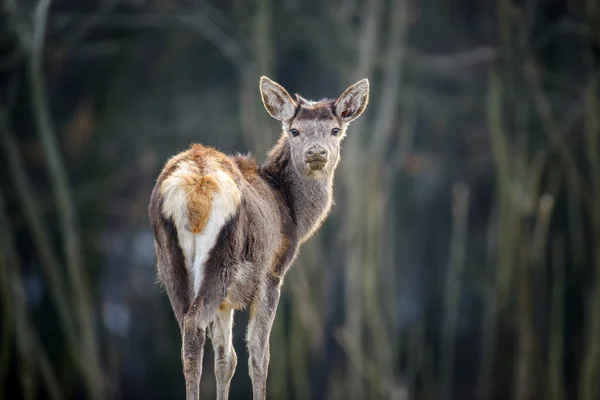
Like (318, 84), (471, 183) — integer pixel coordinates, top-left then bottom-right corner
(160, 161), (241, 296)
(160, 161), (198, 274)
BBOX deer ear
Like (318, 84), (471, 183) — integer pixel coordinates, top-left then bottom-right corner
(260, 76), (297, 121)
(335, 79), (369, 122)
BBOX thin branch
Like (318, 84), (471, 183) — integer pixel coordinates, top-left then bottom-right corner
(338, 3), (387, 397)
(237, 0), (273, 155)
(487, 68), (516, 310)
(559, 102), (584, 135)
(523, 60), (591, 205)
(289, 256), (325, 350)
(32, 0), (52, 54)
(334, 328), (409, 399)
(532, 19), (600, 53)
(0, 271), (14, 394)
(383, 101), (417, 185)
(3, 0), (33, 52)
(440, 183), (470, 400)
(548, 237), (566, 400)
(406, 46), (499, 70)
(0, 189), (63, 400)
(57, 0), (121, 53)
(9, 0), (107, 397)
(176, 13), (248, 68)
(0, 109), (79, 353)
(352, 0), (383, 81)
(55, 40), (123, 59)
(370, 0), (408, 156)
(10, 157), (139, 230)
(487, 69), (512, 194)
(580, 14), (600, 395)
(51, 11), (249, 68)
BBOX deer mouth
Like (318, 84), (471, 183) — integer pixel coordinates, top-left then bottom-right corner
(305, 156), (328, 171)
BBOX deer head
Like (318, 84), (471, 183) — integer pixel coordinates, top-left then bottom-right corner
(260, 76), (370, 178)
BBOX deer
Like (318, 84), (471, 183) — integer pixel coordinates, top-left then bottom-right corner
(148, 76), (369, 400)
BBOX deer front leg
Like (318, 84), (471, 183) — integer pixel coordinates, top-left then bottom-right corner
(247, 275), (281, 400)
(210, 306), (237, 400)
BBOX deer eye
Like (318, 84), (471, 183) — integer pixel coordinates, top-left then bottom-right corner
(331, 128), (340, 136)
(290, 128), (300, 137)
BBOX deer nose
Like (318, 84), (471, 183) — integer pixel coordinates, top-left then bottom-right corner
(306, 145), (328, 158)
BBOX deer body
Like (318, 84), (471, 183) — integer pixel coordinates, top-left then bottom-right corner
(149, 77), (369, 400)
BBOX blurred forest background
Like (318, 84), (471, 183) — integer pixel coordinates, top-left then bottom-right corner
(1, 0), (599, 399)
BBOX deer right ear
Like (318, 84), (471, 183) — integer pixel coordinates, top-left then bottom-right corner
(260, 76), (297, 121)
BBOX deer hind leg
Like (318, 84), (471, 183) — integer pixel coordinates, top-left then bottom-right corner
(157, 254), (191, 331)
(182, 215), (240, 400)
(247, 274), (282, 400)
(182, 322), (203, 400)
(210, 306), (237, 400)
(152, 201), (192, 331)
(182, 286), (227, 400)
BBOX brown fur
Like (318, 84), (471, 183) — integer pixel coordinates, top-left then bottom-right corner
(294, 99), (338, 121)
(149, 76), (369, 400)
(186, 176), (220, 233)
(271, 237), (290, 276)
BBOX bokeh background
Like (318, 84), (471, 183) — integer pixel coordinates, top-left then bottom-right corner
(1, 0), (600, 399)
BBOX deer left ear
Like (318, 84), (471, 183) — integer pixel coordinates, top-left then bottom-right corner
(335, 79), (370, 122)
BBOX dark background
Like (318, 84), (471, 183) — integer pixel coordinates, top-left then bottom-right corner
(1, 0), (599, 399)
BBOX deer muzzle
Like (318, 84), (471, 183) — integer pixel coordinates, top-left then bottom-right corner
(305, 145), (329, 171)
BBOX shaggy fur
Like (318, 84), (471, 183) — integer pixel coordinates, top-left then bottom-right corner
(149, 76), (369, 400)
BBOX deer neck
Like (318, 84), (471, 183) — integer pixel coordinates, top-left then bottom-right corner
(260, 136), (334, 241)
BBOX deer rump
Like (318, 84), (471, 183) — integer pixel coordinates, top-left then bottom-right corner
(150, 144), (282, 314)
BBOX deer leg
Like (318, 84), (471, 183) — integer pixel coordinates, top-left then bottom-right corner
(182, 298), (208, 400)
(247, 275), (282, 400)
(182, 226), (241, 398)
(153, 216), (191, 331)
(160, 264), (191, 331)
(210, 306), (237, 400)
(182, 273), (232, 400)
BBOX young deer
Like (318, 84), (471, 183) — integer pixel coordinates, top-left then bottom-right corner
(149, 76), (369, 400)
